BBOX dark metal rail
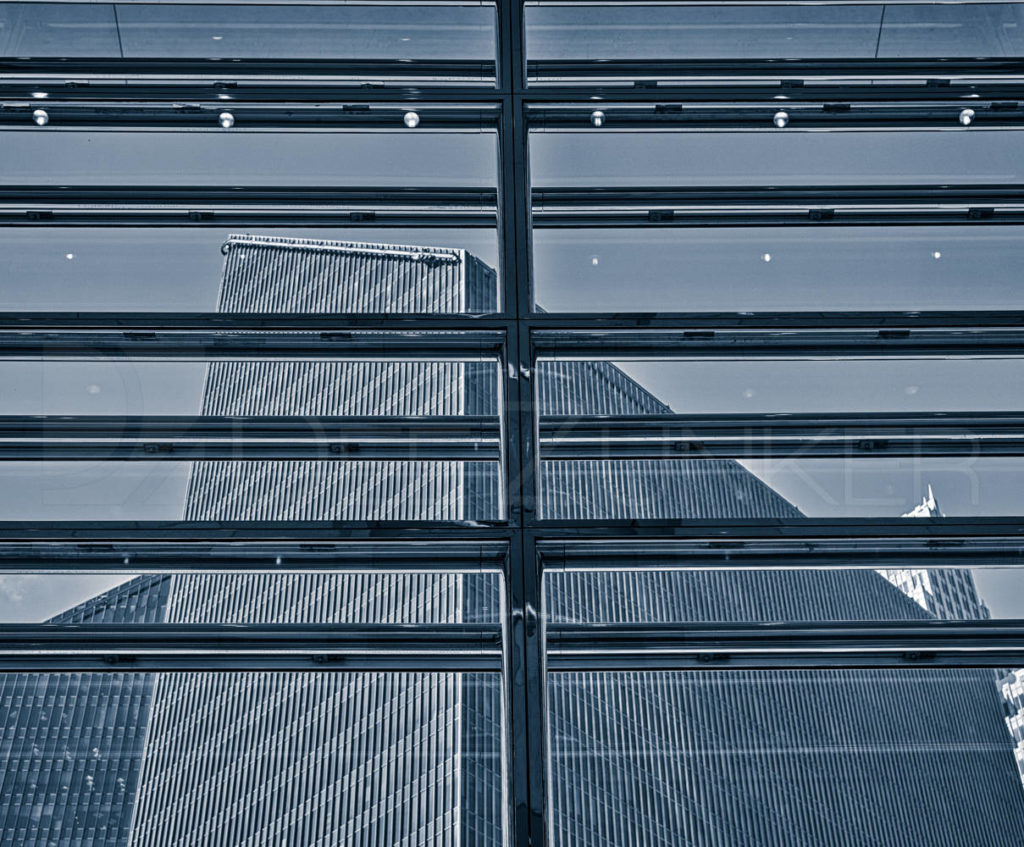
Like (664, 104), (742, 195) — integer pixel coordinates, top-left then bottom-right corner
(0, 415), (501, 461)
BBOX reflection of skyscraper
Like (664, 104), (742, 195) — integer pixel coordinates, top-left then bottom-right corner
(2, 237), (1022, 845)
(885, 486), (1024, 792)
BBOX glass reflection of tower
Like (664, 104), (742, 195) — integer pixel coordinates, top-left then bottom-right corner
(1, 237), (1022, 846)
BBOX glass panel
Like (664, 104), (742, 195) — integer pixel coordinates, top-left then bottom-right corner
(526, 3), (1024, 67)
(535, 358), (1024, 415)
(545, 566), (1022, 624)
(0, 2), (120, 57)
(0, 570), (502, 623)
(0, 228), (500, 313)
(0, 459), (502, 521)
(0, 2), (496, 63)
(880, 3), (1024, 58)
(540, 457), (1024, 520)
(0, 129), (496, 187)
(529, 129), (1023, 187)
(0, 671), (502, 845)
(115, 3), (495, 61)
(0, 357), (500, 416)
(547, 670), (1024, 845)
(532, 226), (1024, 313)
(527, 3), (885, 61)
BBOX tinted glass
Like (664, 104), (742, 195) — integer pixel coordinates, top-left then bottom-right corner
(544, 566), (1021, 623)
(526, 3), (1024, 73)
(0, 228), (500, 313)
(530, 129), (1024, 187)
(0, 357), (500, 415)
(0, 2), (496, 63)
(0, 672), (502, 845)
(0, 570), (502, 623)
(535, 358), (1024, 414)
(539, 456), (1024, 520)
(547, 670), (1023, 845)
(0, 129), (496, 187)
(0, 459), (502, 521)
(532, 226), (1024, 313)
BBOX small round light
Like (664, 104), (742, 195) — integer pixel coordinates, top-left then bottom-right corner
(932, 251), (942, 260)
(403, 111), (420, 128)
(218, 111), (234, 129)
(959, 108), (975, 126)
(32, 109), (48, 126)
(773, 111), (789, 128)
(591, 256), (600, 266)
(590, 110), (606, 128)
(762, 253), (772, 263)
(65, 253), (74, 260)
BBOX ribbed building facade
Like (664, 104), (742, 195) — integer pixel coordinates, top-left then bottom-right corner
(2, 237), (1023, 845)
(0, 577), (171, 847)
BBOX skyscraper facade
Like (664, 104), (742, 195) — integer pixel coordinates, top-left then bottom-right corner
(1, 238), (1022, 845)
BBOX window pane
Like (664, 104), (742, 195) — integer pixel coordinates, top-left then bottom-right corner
(115, 3), (495, 61)
(0, 570), (502, 623)
(0, 459), (502, 521)
(532, 226), (1024, 313)
(541, 457), (1024, 520)
(0, 357), (500, 415)
(545, 566), (1022, 624)
(526, 3), (1024, 70)
(529, 129), (1023, 187)
(527, 3), (884, 61)
(0, 2), (496, 64)
(548, 670), (1024, 845)
(0, 228), (500, 313)
(535, 358), (1024, 415)
(0, 2), (120, 57)
(0, 672), (502, 845)
(0, 129), (496, 187)
(880, 3), (1024, 58)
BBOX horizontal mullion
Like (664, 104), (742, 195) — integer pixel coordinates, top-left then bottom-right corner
(523, 82), (1024, 103)
(0, 415), (500, 462)
(0, 185), (498, 226)
(530, 104), (1024, 130)
(532, 327), (1024, 358)
(527, 57), (1024, 81)
(547, 620), (1024, 672)
(538, 535), (1024, 571)
(0, 623), (502, 673)
(532, 209), (1024, 228)
(0, 330), (503, 359)
(0, 540), (508, 573)
(539, 412), (1024, 459)
(11, 311), (1008, 333)
(0, 313), (515, 331)
(0, 83), (508, 103)
(0, 104), (499, 129)
(0, 522), (514, 541)
(526, 518), (1024, 540)
(0, 57), (497, 80)
(532, 184), (1024, 227)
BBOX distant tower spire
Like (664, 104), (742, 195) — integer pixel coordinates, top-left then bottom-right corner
(902, 484), (943, 518)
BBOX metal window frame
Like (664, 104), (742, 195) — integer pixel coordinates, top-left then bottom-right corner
(2, 2), (1024, 845)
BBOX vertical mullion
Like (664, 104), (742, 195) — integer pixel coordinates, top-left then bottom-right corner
(499, 0), (544, 845)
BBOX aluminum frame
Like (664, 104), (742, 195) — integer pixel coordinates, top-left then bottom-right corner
(2, 2), (1024, 844)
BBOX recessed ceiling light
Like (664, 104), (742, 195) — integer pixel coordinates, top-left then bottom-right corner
(403, 111), (420, 128)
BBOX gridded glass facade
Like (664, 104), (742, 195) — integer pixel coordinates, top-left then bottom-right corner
(1, 2), (1024, 846)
